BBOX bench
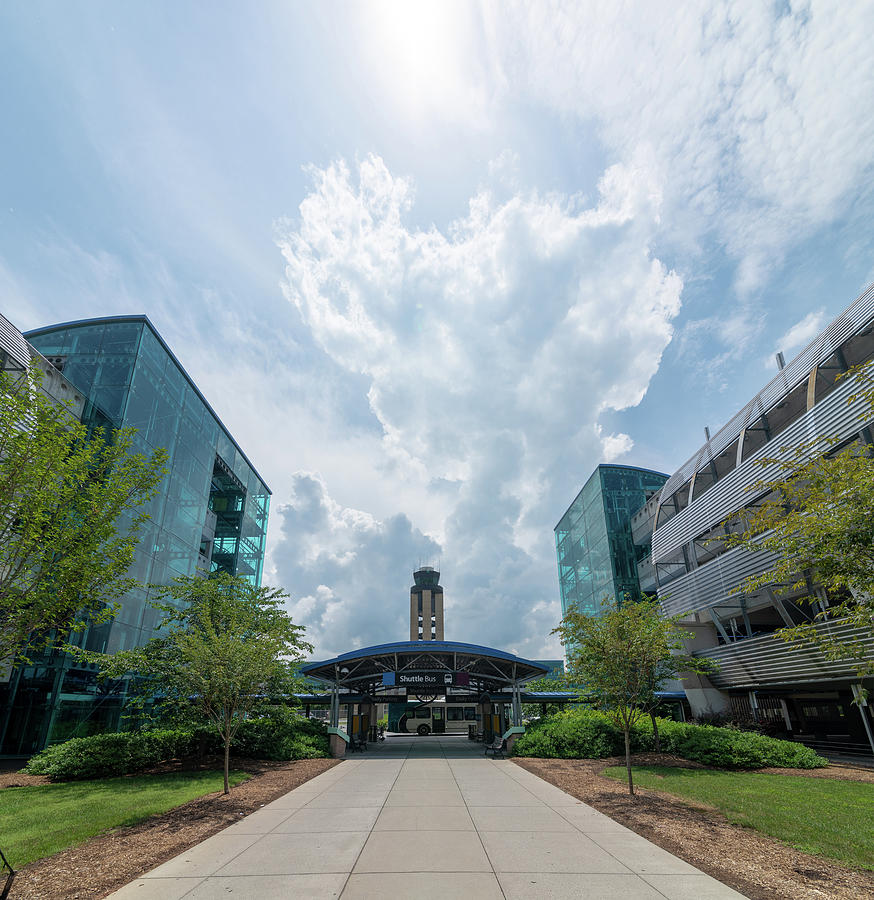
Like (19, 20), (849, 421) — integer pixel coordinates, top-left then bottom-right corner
(484, 736), (505, 758)
(349, 734), (367, 753)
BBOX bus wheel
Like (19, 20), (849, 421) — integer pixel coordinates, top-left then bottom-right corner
(416, 724), (431, 736)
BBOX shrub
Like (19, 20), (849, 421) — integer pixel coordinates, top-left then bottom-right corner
(283, 732), (330, 759)
(23, 728), (196, 780)
(511, 707), (827, 769)
(656, 719), (827, 769)
(222, 710), (330, 760)
(514, 708), (652, 758)
(23, 711), (330, 780)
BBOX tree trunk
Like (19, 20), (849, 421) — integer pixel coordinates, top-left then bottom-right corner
(624, 728), (634, 795)
(223, 734), (231, 795)
(650, 711), (660, 753)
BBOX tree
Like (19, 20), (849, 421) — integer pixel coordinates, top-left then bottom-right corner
(0, 366), (167, 662)
(88, 573), (312, 794)
(553, 598), (712, 794)
(724, 362), (874, 695)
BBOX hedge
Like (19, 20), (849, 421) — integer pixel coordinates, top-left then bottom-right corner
(22, 729), (198, 780)
(512, 708), (828, 769)
(24, 711), (330, 780)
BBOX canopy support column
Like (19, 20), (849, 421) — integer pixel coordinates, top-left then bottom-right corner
(329, 681), (339, 728)
(327, 673), (348, 758)
(512, 681), (523, 726)
(502, 668), (526, 755)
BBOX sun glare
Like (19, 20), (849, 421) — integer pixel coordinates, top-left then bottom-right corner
(359, 0), (484, 126)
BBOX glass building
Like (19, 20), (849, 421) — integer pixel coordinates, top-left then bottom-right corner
(555, 464), (668, 619)
(0, 315), (270, 755)
(531, 659), (565, 680)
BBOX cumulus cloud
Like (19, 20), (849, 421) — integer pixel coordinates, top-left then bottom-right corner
(272, 473), (441, 659)
(274, 154), (682, 658)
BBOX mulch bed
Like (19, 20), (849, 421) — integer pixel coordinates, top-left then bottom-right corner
(0, 772), (49, 789)
(8, 753), (873, 899)
(514, 754), (874, 900)
(6, 756), (340, 900)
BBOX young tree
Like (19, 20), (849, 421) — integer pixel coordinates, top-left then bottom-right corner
(554, 599), (711, 794)
(0, 366), (166, 662)
(724, 362), (874, 693)
(89, 573), (312, 794)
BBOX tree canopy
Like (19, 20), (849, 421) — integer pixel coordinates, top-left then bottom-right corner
(554, 598), (711, 793)
(0, 366), (166, 662)
(89, 573), (312, 793)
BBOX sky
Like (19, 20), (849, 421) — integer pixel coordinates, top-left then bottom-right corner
(2, 0), (874, 661)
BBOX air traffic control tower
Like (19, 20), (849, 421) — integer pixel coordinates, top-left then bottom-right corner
(409, 566), (444, 641)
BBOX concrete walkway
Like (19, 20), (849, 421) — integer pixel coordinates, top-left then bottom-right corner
(109, 736), (747, 899)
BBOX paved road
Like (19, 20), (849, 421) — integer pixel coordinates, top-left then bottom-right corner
(109, 735), (747, 899)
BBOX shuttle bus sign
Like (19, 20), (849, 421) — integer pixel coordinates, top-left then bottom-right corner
(382, 671), (470, 689)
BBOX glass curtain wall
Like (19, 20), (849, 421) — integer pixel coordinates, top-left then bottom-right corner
(555, 465), (668, 618)
(0, 317), (270, 754)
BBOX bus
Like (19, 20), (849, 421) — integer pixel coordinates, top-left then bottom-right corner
(388, 699), (480, 735)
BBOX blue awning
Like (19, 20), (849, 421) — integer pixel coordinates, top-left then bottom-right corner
(300, 640), (548, 693)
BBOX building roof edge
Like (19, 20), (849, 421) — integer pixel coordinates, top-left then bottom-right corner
(659, 281), (874, 502)
(553, 463), (670, 532)
(24, 314), (271, 494)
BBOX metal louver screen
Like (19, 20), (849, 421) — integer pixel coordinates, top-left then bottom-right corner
(660, 281), (874, 503)
(0, 313), (31, 370)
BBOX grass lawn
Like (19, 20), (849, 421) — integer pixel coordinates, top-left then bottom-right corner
(604, 765), (874, 870)
(0, 770), (249, 868)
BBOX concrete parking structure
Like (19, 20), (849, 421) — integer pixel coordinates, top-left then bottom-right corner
(109, 736), (746, 899)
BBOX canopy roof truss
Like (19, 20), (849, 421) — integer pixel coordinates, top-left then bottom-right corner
(300, 640), (549, 696)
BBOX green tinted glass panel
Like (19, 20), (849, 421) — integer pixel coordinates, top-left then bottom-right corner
(555, 465), (668, 621)
(2, 319), (269, 755)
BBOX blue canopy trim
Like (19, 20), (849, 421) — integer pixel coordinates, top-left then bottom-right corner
(300, 640), (549, 693)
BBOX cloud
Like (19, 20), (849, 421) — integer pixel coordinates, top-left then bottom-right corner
(275, 154), (682, 657)
(675, 301), (769, 392)
(775, 308), (826, 358)
(485, 1), (874, 293)
(0, 256), (39, 330)
(9, 0), (872, 668)
(272, 473), (441, 659)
